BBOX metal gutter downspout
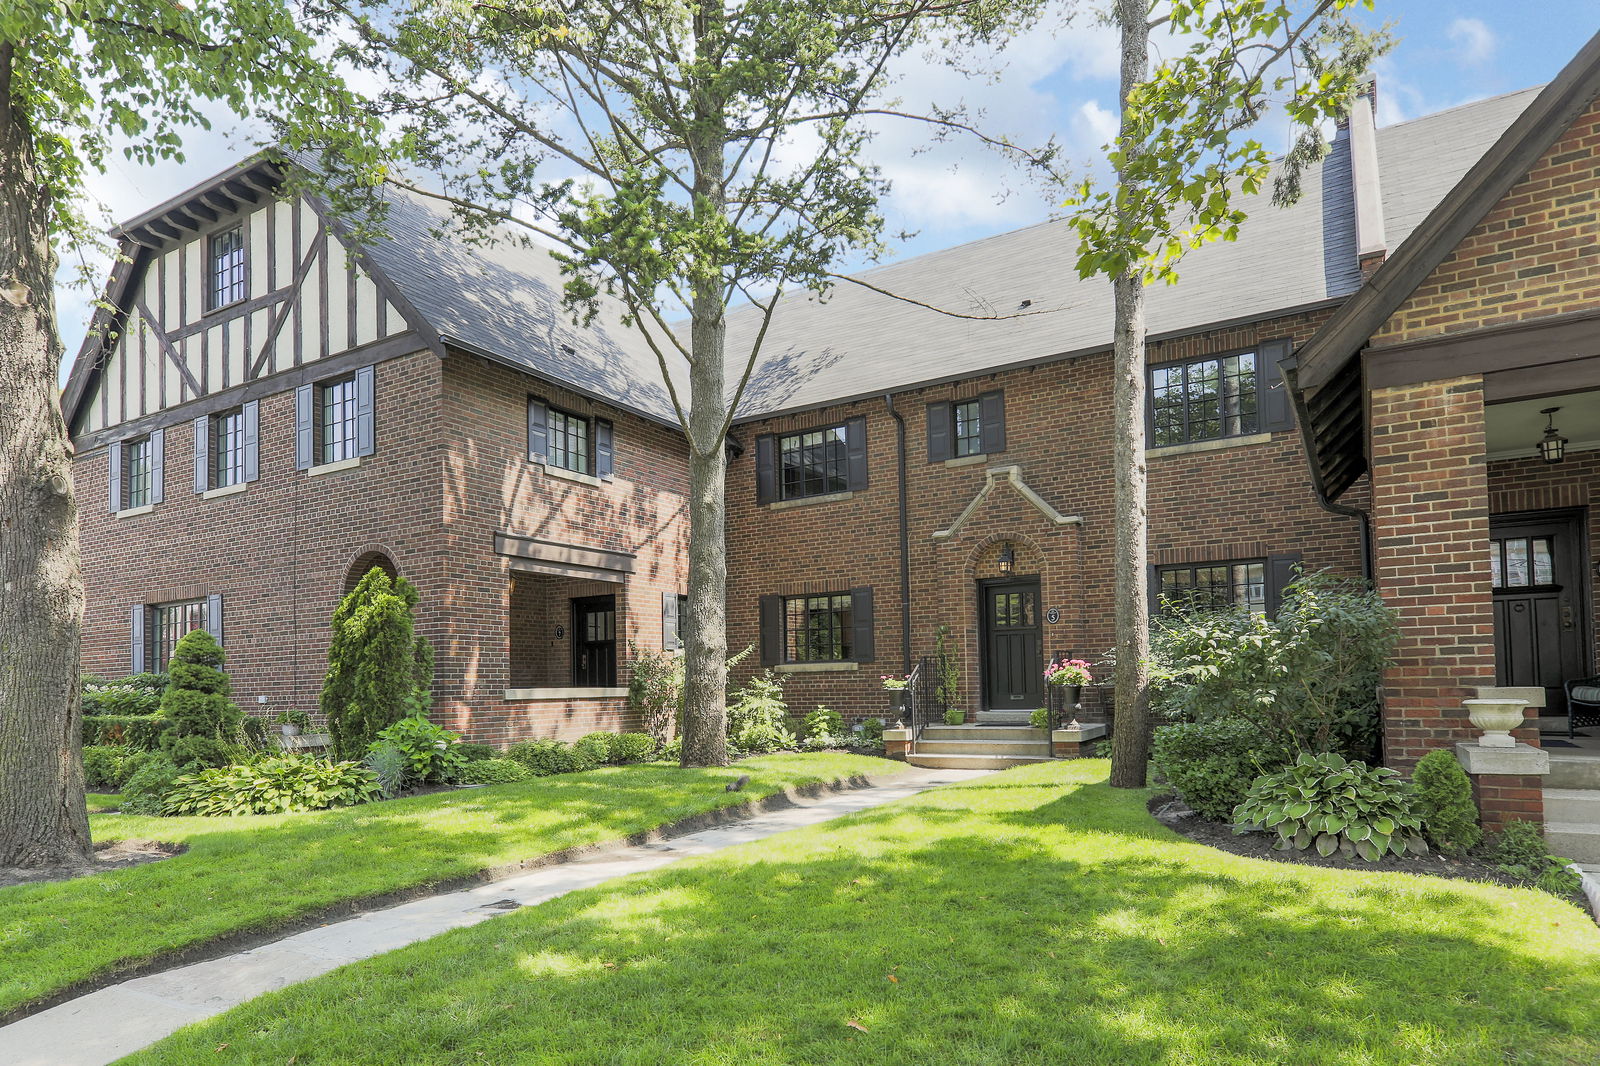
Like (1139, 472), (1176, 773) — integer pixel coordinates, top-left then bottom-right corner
(885, 394), (913, 675)
(1284, 359), (1374, 581)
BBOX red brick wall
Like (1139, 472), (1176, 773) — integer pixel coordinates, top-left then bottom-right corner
(1473, 774), (1547, 832)
(1373, 95), (1600, 346)
(725, 310), (1366, 726)
(77, 348), (450, 725)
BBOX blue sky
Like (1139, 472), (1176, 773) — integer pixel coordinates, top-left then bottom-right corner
(55, 3), (1598, 371)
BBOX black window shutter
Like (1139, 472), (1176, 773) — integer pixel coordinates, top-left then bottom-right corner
(926, 402), (953, 462)
(205, 593), (225, 646)
(1147, 564), (1162, 619)
(1265, 552), (1303, 617)
(354, 364), (376, 456)
(979, 390), (1007, 455)
(755, 434), (777, 504)
(242, 400), (261, 483)
(850, 586), (875, 662)
(108, 440), (124, 513)
(528, 400), (549, 460)
(662, 590), (680, 651)
(294, 384), (314, 470)
(845, 416), (868, 491)
(130, 605), (146, 674)
(193, 415), (210, 494)
(759, 594), (783, 666)
(148, 428), (165, 504)
(596, 419), (615, 480)
(1258, 338), (1295, 433)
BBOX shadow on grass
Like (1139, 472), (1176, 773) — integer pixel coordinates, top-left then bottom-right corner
(121, 764), (1600, 1066)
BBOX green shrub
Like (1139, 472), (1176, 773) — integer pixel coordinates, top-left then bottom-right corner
(858, 717), (885, 742)
(727, 674), (787, 735)
(458, 743), (497, 763)
(1029, 707), (1050, 731)
(1489, 820), (1582, 897)
(734, 720), (795, 754)
(82, 673), (167, 717)
(165, 734), (247, 771)
(1152, 719), (1280, 822)
(371, 715), (465, 785)
(942, 707), (964, 726)
(627, 646), (684, 743)
(803, 706), (843, 739)
(609, 733), (658, 764)
(660, 737), (683, 762)
(1152, 571), (1397, 761)
(457, 758), (530, 785)
(363, 741), (408, 799)
(82, 745), (136, 790)
(322, 568), (434, 759)
(82, 714), (173, 751)
(120, 755), (182, 815)
(1411, 750), (1481, 856)
(1233, 752), (1426, 862)
(271, 709), (312, 731)
(240, 716), (269, 748)
(935, 624), (961, 711)
(569, 733), (611, 771)
(576, 731), (617, 762)
(158, 627), (243, 742)
(162, 755), (379, 816)
(507, 738), (579, 777)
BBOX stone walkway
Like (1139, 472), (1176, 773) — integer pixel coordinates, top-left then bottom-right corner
(1, 767), (984, 1066)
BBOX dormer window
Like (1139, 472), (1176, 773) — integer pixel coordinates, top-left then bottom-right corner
(207, 226), (247, 310)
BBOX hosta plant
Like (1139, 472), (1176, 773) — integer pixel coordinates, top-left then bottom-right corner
(1232, 752), (1426, 862)
(163, 755), (380, 816)
(371, 715), (466, 785)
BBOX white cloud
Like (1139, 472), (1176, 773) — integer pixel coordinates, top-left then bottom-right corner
(1447, 17), (1496, 66)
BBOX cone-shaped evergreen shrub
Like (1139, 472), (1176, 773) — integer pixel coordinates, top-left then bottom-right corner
(159, 630), (244, 741)
(323, 567), (434, 759)
(1411, 749), (1481, 856)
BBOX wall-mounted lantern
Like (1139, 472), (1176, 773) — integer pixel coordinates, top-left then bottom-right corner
(997, 542), (1016, 575)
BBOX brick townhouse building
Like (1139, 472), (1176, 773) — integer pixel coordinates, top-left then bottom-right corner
(64, 32), (1600, 840)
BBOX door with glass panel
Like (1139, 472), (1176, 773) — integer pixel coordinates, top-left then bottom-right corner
(981, 579), (1044, 711)
(1489, 512), (1590, 716)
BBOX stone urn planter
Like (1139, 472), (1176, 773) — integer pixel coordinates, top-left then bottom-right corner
(280, 723), (301, 737)
(1463, 698), (1527, 748)
(887, 689), (909, 716)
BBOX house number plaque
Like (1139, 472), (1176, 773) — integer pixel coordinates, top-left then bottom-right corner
(1045, 608), (1061, 625)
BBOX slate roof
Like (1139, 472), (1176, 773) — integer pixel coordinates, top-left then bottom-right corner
(726, 87), (1541, 422)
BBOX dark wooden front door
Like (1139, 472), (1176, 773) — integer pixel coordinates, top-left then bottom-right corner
(982, 579), (1044, 711)
(572, 595), (617, 687)
(1490, 512), (1591, 715)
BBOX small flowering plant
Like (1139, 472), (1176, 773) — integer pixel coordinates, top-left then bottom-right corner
(880, 674), (910, 691)
(1043, 659), (1093, 686)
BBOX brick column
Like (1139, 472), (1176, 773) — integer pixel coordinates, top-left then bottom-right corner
(1369, 376), (1542, 826)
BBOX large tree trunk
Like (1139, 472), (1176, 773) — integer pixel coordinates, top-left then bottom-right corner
(0, 42), (92, 866)
(1108, 0), (1152, 789)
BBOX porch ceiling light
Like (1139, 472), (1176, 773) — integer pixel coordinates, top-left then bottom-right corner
(1537, 407), (1568, 464)
(997, 542), (1016, 575)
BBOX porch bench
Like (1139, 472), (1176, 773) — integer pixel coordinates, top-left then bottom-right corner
(1564, 678), (1600, 739)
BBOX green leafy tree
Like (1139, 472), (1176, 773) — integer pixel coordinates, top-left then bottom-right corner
(158, 629), (246, 773)
(298, 0), (1035, 766)
(0, 0), (378, 867)
(323, 568), (435, 759)
(1061, 1), (1389, 787)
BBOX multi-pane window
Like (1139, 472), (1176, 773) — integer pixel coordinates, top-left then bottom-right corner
(123, 435), (152, 509)
(207, 227), (247, 310)
(318, 374), (359, 465)
(548, 409), (592, 475)
(148, 600), (208, 671)
(779, 424), (850, 500)
(1158, 561), (1267, 615)
(1150, 352), (1258, 447)
(212, 407), (246, 489)
(953, 400), (982, 457)
(784, 593), (854, 662)
(1490, 537), (1554, 589)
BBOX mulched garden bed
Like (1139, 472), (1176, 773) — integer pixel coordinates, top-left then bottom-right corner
(0, 839), (186, 889)
(1150, 793), (1590, 912)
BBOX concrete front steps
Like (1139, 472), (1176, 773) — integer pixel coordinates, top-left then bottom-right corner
(1544, 753), (1600, 864)
(907, 724), (1051, 770)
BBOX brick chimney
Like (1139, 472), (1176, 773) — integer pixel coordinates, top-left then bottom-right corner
(1347, 79), (1387, 278)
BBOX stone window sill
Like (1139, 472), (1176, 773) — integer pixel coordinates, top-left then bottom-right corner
(201, 482), (249, 501)
(774, 661), (860, 674)
(542, 463), (604, 487)
(503, 686), (629, 701)
(1147, 432), (1273, 458)
(942, 454), (989, 468)
(767, 490), (854, 511)
(115, 503), (155, 519)
(308, 456), (363, 477)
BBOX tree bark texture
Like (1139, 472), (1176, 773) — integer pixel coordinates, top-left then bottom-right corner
(0, 42), (93, 866)
(1108, 0), (1152, 789)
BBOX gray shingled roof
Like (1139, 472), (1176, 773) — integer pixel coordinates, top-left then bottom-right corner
(725, 88), (1539, 421)
(363, 187), (689, 423)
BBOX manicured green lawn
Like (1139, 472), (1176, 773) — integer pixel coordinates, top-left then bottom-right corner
(126, 760), (1599, 1066)
(0, 753), (897, 1017)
